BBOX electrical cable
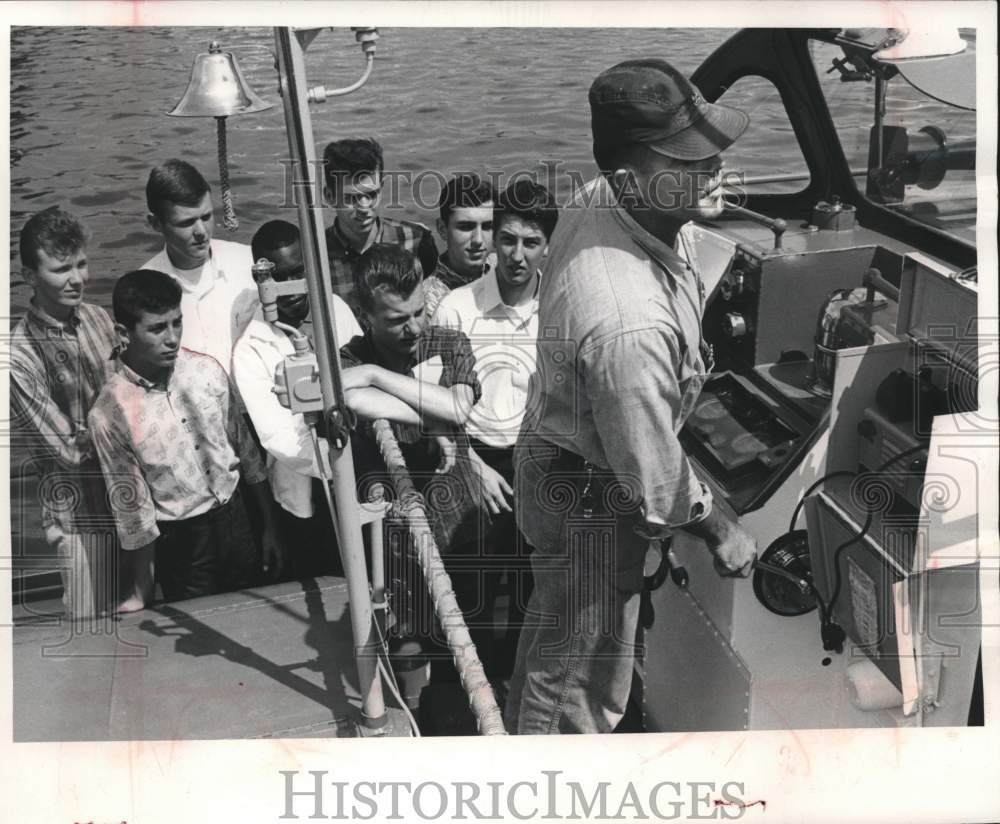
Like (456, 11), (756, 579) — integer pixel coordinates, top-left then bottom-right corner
(820, 443), (927, 619)
(309, 426), (345, 554)
(786, 445), (927, 533)
(310, 423), (423, 735)
(788, 471), (858, 533)
(370, 609), (421, 737)
(377, 657), (421, 737)
(827, 510), (874, 611)
(873, 443), (928, 474)
(771, 442), (930, 651)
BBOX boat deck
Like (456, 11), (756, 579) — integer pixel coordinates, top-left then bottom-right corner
(12, 578), (369, 741)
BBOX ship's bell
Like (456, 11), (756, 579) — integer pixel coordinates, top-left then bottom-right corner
(168, 41), (272, 117)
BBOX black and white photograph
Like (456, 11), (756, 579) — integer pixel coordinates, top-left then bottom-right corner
(3, 2), (998, 822)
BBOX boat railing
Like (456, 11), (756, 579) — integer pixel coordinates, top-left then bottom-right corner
(371, 418), (507, 736)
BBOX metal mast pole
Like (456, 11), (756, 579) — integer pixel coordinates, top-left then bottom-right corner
(272, 26), (386, 730)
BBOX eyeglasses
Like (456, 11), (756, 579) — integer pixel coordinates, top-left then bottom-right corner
(342, 187), (382, 209)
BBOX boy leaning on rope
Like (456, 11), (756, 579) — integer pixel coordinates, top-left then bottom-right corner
(337, 245), (495, 683)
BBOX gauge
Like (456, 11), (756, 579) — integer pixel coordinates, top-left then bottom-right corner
(753, 530), (818, 616)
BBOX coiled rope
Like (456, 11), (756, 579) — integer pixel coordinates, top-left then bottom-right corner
(216, 116), (239, 231)
(371, 418), (507, 736)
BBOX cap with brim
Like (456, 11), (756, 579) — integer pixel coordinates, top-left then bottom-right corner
(589, 58), (750, 162)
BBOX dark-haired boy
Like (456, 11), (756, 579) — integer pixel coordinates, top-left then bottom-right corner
(432, 180), (559, 681)
(422, 173), (496, 319)
(88, 270), (285, 611)
(338, 245), (495, 681)
(339, 245), (480, 536)
(142, 158), (258, 372)
(322, 138), (438, 310)
(233, 220), (422, 577)
(10, 207), (119, 617)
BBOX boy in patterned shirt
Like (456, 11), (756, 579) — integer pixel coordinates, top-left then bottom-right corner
(10, 206), (119, 617)
(89, 269), (286, 611)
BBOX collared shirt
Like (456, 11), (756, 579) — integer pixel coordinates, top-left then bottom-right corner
(325, 216), (439, 310)
(340, 327), (484, 550)
(231, 302), (361, 519)
(88, 348), (267, 550)
(522, 175), (712, 535)
(9, 300), (119, 531)
(433, 267), (539, 448)
(423, 251), (497, 320)
(142, 238), (259, 373)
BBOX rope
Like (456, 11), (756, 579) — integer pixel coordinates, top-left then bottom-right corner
(216, 117), (239, 232)
(371, 418), (507, 736)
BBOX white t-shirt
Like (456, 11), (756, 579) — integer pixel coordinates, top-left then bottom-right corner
(143, 238), (259, 373)
(433, 269), (539, 448)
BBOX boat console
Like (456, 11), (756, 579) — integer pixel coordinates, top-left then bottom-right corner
(643, 27), (985, 733)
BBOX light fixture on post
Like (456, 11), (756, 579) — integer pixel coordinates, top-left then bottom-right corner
(305, 28), (380, 103)
(168, 40), (273, 231)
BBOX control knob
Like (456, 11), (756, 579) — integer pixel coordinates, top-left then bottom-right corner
(723, 312), (750, 338)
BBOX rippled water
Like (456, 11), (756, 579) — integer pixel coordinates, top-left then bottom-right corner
(9, 26), (740, 314)
(8, 26), (977, 315)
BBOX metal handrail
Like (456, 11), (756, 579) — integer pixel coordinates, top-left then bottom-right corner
(273, 26), (386, 730)
(731, 167), (868, 187)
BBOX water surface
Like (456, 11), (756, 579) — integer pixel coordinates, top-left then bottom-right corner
(9, 26), (738, 313)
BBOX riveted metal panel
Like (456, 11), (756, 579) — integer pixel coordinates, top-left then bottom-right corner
(642, 585), (751, 733)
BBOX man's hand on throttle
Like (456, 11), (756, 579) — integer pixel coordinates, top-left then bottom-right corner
(707, 520), (757, 578)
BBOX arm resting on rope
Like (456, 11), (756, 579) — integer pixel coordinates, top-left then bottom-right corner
(343, 364), (475, 425)
(344, 386), (422, 425)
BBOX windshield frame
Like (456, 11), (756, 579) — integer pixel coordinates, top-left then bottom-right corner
(691, 28), (976, 269)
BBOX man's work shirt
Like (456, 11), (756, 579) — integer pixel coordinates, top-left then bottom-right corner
(522, 175), (712, 538)
(433, 267), (538, 448)
(423, 251), (496, 321)
(232, 300), (361, 519)
(325, 216), (439, 310)
(88, 348), (267, 550)
(340, 327), (484, 550)
(142, 238), (259, 373)
(9, 300), (118, 532)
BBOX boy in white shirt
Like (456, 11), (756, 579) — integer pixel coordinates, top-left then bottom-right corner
(233, 220), (422, 577)
(142, 159), (258, 372)
(433, 180), (559, 682)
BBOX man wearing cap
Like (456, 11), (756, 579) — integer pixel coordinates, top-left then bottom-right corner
(507, 59), (758, 734)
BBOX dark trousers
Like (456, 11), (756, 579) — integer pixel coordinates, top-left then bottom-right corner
(426, 440), (535, 683)
(155, 487), (258, 603)
(471, 439), (535, 679)
(276, 479), (344, 579)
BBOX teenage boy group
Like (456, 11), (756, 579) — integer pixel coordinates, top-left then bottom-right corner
(11, 59), (759, 735)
